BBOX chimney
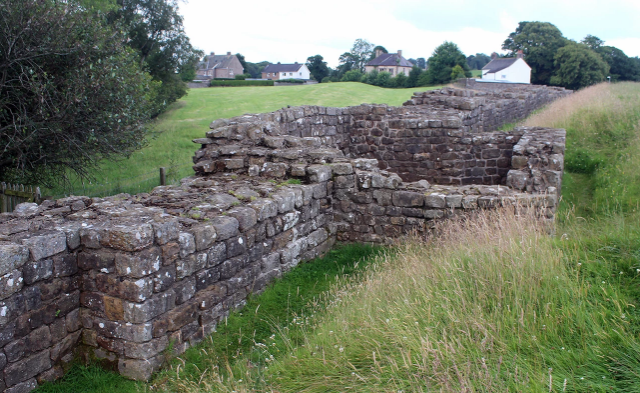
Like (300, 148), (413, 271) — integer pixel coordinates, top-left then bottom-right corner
(516, 50), (524, 59)
(375, 49), (383, 58)
(294, 61), (298, 64)
(210, 52), (215, 56)
(491, 52), (498, 60)
(397, 50), (402, 58)
(277, 62), (281, 64)
(227, 51), (231, 56)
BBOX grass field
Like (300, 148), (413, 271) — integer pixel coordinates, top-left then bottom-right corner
(49, 82), (429, 198)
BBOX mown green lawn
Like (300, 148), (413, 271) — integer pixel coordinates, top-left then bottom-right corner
(50, 83), (430, 198)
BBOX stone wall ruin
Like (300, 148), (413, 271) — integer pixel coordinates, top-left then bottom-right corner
(0, 82), (569, 392)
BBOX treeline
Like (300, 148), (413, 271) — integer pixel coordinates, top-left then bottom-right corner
(0, 0), (201, 187)
(503, 22), (640, 89)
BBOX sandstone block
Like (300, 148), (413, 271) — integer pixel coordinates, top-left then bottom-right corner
(210, 216), (240, 241)
(152, 219), (179, 245)
(0, 269), (23, 300)
(115, 247), (161, 278)
(100, 224), (154, 252)
(4, 349), (51, 387)
(227, 207), (258, 232)
(307, 165), (332, 183)
(94, 318), (153, 342)
(191, 224), (217, 251)
(118, 355), (163, 381)
(445, 195), (463, 208)
(176, 252), (207, 279)
(78, 249), (115, 272)
(249, 199), (278, 221)
(21, 232), (66, 261)
(52, 254), (77, 277)
(125, 336), (168, 360)
(392, 191), (424, 207)
(424, 194), (446, 208)
(0, 244), (29, 276)
(22, 259), (53, 285)
(207, 242), (227, 267)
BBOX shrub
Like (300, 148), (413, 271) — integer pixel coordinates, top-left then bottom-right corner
(341, 69), (364, 82)
(276, 78), (305, 84)
(210, 80), (274, 87)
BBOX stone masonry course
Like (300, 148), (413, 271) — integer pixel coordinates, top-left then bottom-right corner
(0, 80), (569, 391)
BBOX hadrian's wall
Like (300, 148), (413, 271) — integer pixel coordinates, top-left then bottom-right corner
(0, 83), (569, 392)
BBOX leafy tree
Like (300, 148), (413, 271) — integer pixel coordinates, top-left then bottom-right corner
(502, 21), (568, 85)
(393, 72), (408, 88)
(338, 39), (374, 73)
(581, 35), (605, 50)
(245, 61), (269, 78)
(450, 65), (466, 80)
(108, 0), (202, 116)
(416, 57), (427, 69)
(421, 41), (471, 85)
(370, 45), (388, 61)
(407, 66), (424, 87)
(375, 71), (392, 87)
(466, 53), (491, 70)
(235, 53), (248, 74)
(0, 0), (154, 187)
(550, 43), (609, 90)
(341, 69), (364, 82)
(306, 55), (330, 82)
(363, 69), (379, 85)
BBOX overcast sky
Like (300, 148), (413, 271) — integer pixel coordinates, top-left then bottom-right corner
(178, 0), (640, 68)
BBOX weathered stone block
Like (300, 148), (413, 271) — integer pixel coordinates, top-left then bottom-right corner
(226, 236), (247, 258)
(392, 191), (424, 207)
(153, 302), (198, 336)
(0, 244), (29, 276)
(115, 247), (161, 278)
(100, 224), (154, 252)
(94, 318), (153, 342)
(22, 232), (67, 261)
(207, 242), (227, 267)
(118, 355), (163, 381)
(227, 207), (258, 232)
(192, 224), (217, 251)
(78, 249), (115, 272)
(178, 232), (196, 258)
(176, 252), (207, 279)
(23, 259), (53, 285)
(4, 349), (51, 387)
(153, 266), (176, 293)
(307, 165), (332, 182)
(0, 269), (23, 300)
(210, 216), (240, 241)
(424, 194), (446, 208)
(152, 219), (179, 245)
(52, 254), (77, 277)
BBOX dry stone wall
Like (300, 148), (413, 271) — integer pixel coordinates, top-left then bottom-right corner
(0, 84), (568, 392)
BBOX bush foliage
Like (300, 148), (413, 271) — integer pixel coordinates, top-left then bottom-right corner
(209, 80), (274, 87)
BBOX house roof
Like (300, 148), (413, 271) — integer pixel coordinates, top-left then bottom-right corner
(482, 58), (519, 73)
(262, 63), (304, 73)
(199, 54), (237, 70)
(366, 53), (413, 68)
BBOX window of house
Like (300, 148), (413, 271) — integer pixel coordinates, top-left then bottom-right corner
(501, 74), (506, 79)
(380, 68), (385, 71)
(389, 69), (394, 75)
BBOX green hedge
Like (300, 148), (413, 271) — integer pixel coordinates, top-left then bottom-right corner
(210, 80), (274, 87)
(276, 78), (305, 84)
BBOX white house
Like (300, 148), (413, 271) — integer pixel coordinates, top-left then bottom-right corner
(481, 51), (531, 84)
(261, 63), (311, 80)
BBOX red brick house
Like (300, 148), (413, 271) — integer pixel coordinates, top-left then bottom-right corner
(195, 52), (244, 80)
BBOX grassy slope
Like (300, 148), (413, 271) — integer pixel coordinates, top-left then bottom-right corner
(50, 83), (426, 198)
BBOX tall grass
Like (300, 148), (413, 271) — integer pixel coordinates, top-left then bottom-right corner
(524, 82), (640, 215)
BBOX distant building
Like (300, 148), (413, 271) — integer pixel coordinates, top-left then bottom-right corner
(262, 63), (311, 80)
(365, 50), (413, 76)
(195, 52), (244, 80)
(480, 51), (531, 84)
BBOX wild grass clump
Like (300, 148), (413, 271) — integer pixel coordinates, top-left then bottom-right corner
(524, 82), (640, 215)
(164, 208), (640, 392)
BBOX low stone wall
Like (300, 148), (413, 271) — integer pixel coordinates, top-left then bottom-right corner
(0, 84), (568, 391)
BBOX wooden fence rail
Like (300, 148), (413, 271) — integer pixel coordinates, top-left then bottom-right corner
(1, 183), (41, 213)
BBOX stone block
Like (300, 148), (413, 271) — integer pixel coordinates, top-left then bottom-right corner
(424, 194), (446, 208)
(226, 236), (247, 258)
(5, 379), (37, 393)
(176, 252), (207, 279)
(227, 207), (258, 232)
(78, 249), (116, 273)
(0, 269), (23, 300)
(152, 219), (179, 245)
(94, 318), (153, 342)
(210, 216), (240, 241)
(153, 265), (176, 293)
(50, 330), (81, 361)
(392, 191), (424, 207)
(506, 170), (529, 191)
(191, 224), (217, 251)
(161, 242), (180, 264)
(249, 198), (278, 222)
(100, 224), (154, 252)
(445, 195), (463, 208)
(153, 302), (198, 336)
(22, 259), (53, 285)
(207, 242), (227, 267)
(115, 247), (161, 278)
(195, 267), (221, 291)
(125, 336), (168, 360)
(174, 276), (196, 305)
(307, 165), (332, 182)
(52, 254), (77, 277)
(0, 244), (29, 276)
(118, 355), (163, 381)
(329, 162), (354, 175)
(4, 349), (51, 387)
(178, 232), (196, 258)
(21, 232), (67, 261)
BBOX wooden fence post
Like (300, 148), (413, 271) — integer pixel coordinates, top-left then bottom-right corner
(159, 167), (166, 186)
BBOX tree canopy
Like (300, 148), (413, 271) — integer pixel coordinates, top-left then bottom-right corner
(420, 41), (471, 85)
(306, 55), (330, 82)
(502, 22), (568, 85)
(0, 0), (154, 187)
(466, 53), (491, 70)
(550, 43), (610, 90)
(107, 0), (202, 116)
(338, 39), (374, 74)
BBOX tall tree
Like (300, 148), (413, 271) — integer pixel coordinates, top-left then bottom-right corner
(406, 66), (424, 87)
(416, 57), (427, 69)
(550, 43), (609, 90)
(0, 0), (154, 187)
(466, 53), (491, 70)
(420, 41), (471, 85)
(235, 53), (248, 74)
(502, 21), (568, 85)
(582, 36), (640, 81)
(306, 55), (330, 82)
(370, 45), (388, 61)
(339, 39), (374, 73)
(108, 0), (202, 116)
(581, 34), (605, 50)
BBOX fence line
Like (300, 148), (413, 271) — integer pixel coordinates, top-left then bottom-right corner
(50, 163), (194, 199)
(1, 183), (41, 213)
